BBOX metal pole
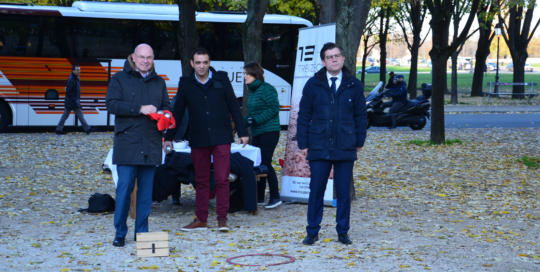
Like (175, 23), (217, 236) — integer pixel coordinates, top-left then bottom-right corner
(495, 36), (500, 96)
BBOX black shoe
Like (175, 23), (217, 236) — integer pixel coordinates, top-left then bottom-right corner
(302, 233), (319, 245)
(172, 196), (181, 206)
(113, 237), (125, 247)
(85, 127), (97, 135)
(55, 130), (67, 135)
(265, 199), (282, 209)
(338, 233), (353, 245)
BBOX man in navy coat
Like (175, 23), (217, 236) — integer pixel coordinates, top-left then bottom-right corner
(297, 42), (367, 245)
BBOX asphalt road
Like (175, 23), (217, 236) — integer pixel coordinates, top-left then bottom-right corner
(431, 114), (540, 128)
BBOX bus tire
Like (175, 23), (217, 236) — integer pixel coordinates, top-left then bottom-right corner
(0, 101), (12, 133)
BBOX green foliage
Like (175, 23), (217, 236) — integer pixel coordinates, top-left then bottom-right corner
(516, 156), (540, 168)
(407, 139), (464, 146)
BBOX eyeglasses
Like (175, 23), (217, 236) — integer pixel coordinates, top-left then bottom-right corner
(325, 54), (342, 60)
(135, 55), (154, 61)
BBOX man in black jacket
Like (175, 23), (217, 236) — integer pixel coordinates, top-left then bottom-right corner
(164, 48), (248, 233)
(106, 44), (172, 247)
(297, 42), (367, 246)
(381, 74), (408, 129)
(55, 65), (96, 135)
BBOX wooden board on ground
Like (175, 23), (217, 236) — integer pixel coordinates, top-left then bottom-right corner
(137, 232), (169, 258)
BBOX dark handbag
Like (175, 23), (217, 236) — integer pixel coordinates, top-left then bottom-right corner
(80, 193), (115, 213)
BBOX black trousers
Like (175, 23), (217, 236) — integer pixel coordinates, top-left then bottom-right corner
(251, 131), (280, 201)
(382, 101), (404, 127)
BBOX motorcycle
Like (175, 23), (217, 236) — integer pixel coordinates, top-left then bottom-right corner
(365, 88), (431, 130)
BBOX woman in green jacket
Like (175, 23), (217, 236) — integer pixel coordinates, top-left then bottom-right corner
(244, 62), (282, 209)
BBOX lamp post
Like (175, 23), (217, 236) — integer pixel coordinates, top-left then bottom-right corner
(494, 23), (502, 96)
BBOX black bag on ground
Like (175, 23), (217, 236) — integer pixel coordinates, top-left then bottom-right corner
(80, 193), (115, 213)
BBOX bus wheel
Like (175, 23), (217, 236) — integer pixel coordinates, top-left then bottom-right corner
(0, 102), (11, 133)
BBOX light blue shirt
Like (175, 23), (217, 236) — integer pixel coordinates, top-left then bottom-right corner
(195, 70), (213, 84)
(136, 68), (149, 78)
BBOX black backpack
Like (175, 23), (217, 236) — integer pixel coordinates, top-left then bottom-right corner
(80, 193), (115, 213)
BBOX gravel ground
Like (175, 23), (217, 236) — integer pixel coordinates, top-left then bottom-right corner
(1, 128), (539, 272)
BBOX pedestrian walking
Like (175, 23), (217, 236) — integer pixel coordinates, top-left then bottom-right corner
(106, 44), (172, 247)
(163, 48), (248, 233)
(297, 42), (367, 245)
(55, 65), (96, 135)
(242, 62), (282, 209)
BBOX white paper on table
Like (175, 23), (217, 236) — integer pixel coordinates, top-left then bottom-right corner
(173, 143), (261, 167)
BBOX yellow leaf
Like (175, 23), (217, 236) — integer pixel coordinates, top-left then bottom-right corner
(311, 251), (320, 254)
(228, 243), (237, 247)
(438, 194), (446, 197)
(399, 264), (410, 268)
(60, 269), (70, 272)
(210, 261), (221, 266)
(347, 262), (356, 266)
(487, 239), (494, 242)
(323, 238), (332, 242)
(30, 192), (35, 196)
(424, 268), (432, 270)
(519, 254), (529, 257)
(531, 241), (536, 245)
(483, 264), (493, 267)
(534, 255), (540, 260)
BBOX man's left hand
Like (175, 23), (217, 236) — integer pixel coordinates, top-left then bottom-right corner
(356, 147), (363, 152)
(239, 137), (249, 148)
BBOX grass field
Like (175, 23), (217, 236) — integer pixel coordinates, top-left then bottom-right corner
(531, 63), (540, 68)
(356, 65), (540, 94)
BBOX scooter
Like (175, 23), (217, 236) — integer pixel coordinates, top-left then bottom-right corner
(365, 88), (431, 130)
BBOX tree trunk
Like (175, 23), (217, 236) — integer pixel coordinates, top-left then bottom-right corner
(378, 8), (390, 85)
(512, 55), (527, 98)
(361, 40), (369, 84)
(241, 0), (270, 118)
(471, 37), (491, 97)
(408, 37), (420, 99)
(318, 0), (336, 24)
(335, 0), (371, 76)
(429, 55), (447, 144)
(450, 51), (458, 104)
(177, 0), (199, 76)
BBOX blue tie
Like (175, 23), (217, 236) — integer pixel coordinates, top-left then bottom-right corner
(330, 77), (337, 94)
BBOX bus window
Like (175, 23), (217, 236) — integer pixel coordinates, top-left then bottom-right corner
(153, 21), (179, 60)
(0, 15), (69, 58)
(67, 17), (151, 59)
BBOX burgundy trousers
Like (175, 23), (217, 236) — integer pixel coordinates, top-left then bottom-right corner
(190, 144), (231, 223)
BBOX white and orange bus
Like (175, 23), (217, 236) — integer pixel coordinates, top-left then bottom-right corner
(0, 1), (312, 132)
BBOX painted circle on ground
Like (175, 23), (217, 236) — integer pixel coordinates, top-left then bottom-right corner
(226, 253), (296, 267)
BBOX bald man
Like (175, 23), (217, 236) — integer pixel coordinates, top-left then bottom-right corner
(106, 44), (171, 247)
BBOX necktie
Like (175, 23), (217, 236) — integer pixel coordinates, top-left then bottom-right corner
(330, 77), (338, 94)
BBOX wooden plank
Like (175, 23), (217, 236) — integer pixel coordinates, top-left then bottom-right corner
(136, 241), (169, 250)
(137, 248), (169, 258)
(137, 232), (168, 242)
(129, 182), (138, 220)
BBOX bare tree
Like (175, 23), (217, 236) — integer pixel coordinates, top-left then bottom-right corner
(471, 0), (497, 97)
(360, 14), (379, 84)
(498, 0), (540, 98)
(240, 0), (270, 118)
(425, 0), (481, 144)
(395, 0), (430, 99)
(176, 0), (199, 76)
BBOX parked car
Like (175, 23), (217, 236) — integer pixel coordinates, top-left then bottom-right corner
(506, 63), (534, 72)
(357, 66), (388, 74)
(427, 61), (432, 68)
(420, 59), (428, 63)
(486, 62), (498, 71)
(392, 60), (400, 66)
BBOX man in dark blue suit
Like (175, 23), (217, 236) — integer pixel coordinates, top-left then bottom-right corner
(297, 42), (367, 245)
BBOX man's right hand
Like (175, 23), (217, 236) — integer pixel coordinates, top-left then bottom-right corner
(140, 105), (157, 115)
(163, 141), (173, 153)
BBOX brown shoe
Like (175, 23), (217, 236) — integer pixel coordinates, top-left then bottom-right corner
(218, 219), (230, 232)
(181, 219), (207, 231)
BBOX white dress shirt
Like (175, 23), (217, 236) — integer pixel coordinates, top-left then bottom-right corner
(326, 71), (342, 91)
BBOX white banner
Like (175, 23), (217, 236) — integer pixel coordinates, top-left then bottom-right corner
(280, 23), (336, 206)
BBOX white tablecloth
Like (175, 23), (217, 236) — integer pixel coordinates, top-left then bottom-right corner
(173, 143), (261, 167)
(104, 143), (261, 187)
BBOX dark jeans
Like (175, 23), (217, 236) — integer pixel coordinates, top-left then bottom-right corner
(56, 107), (90, 131)
(251, 131), (280, 201)
(114, 165), (155, 238)
(191, 144), (231, 223)
(382, 101), (404, 127)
